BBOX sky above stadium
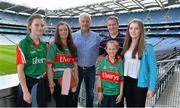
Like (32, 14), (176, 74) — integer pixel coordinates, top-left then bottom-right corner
(2, 0), (112, 10)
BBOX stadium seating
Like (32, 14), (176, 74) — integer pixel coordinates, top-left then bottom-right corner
(0, 7), (180, 52)
(0, 12), (27, 25)
(0, 34), (14, 45)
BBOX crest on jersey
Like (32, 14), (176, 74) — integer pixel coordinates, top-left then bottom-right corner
(30, 44), (34, 48)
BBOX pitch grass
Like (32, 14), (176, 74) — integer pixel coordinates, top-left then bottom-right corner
(0, 45), (17, 75)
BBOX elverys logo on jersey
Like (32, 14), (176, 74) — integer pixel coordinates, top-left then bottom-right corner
(101, 71), (120, 82)
(32, 57), (46, 64)
(55, 54), (75, 64)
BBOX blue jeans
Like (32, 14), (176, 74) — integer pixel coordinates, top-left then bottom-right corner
(31, 83), (38, 107)
(72, 66), (95, 107)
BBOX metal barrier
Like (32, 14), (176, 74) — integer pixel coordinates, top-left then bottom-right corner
(0, 57), (180, 107)
(0, 74), (19, 107)
(78, 57), (180, 107)
(146, 58), (180, 107)
(0, 74), (56, 107)
(0, 87), (17, 107)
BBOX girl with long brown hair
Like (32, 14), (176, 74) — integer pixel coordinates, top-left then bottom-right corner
(122, 19), (157, 107)
(46, 22), (78, 107)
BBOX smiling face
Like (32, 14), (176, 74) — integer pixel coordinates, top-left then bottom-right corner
(58, 24), (69, 40)
(79, 16), (90, 32)
(28, 18), (44, 37)
(107, 19), (119, 37)
(129, 22), (141, 40)
(121, 19), (145, 59)
(106, 41), (119, 58)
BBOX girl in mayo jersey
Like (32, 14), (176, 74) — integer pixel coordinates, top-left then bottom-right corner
(47, 22), (78, 107)
(16, 14), (47, 107)
(97, 40), (124, 107)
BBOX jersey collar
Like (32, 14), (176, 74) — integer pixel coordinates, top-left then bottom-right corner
(26, 34), (42, 47)
(106, 55), (121, 65)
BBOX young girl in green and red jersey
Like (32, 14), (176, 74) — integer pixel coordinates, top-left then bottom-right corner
(97, 40), (124, 107)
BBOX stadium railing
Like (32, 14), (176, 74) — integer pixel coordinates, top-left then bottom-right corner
(78, 52), (180, 107)
(0, 52), (180, 107)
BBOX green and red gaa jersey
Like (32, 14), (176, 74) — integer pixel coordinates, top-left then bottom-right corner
(16, 35), (47, 78)
(98, 55), (124, 95)
(46, 43), (76, 79)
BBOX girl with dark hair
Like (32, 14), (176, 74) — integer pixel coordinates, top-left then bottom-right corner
(46, 22), (78, 107)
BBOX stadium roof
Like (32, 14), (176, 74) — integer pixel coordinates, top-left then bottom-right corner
(0, 0), (180, 18)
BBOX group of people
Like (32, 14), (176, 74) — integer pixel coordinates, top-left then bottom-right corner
(16, 12), (157, 107)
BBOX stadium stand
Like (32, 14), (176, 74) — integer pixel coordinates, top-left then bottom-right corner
(0, 0), (180, 107)
(0, 12), (27, 25)
(3, 34), (23, 44)
(0, 34), (14, 45)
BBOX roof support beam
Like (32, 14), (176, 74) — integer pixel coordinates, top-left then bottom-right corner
(75, 8), (87, 13)
(4, 5), (17, 10)
(87, 6), (98, 12)
(99, 3), (113, 11)
(31, 8), (40, 16)
(18, 8), (32, 13)
(155, 0), (164, 8)
(113, 1), (129, 11)
(132, 0), (145, 9)
(87, 6), (102, 15)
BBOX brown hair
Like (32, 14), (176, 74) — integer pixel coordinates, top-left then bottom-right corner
(55, 22), (77, 57)
(121, 19), (145, 60)
(107, 16), (119, 25)
(27, 14), (44, 32)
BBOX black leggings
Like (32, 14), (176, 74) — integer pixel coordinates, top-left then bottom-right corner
(53, 79), (75, 107)
(124, 76), (148, 107)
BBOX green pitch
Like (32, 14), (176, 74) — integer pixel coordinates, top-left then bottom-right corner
(0, 45), (17, 75)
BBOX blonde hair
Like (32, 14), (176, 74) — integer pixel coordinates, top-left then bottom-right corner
(106, 40), (120, 59)
(106, 40), (119, 49)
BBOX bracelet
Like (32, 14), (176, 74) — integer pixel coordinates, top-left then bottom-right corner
(98, 87), (102, 93)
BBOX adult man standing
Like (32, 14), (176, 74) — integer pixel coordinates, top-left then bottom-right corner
(98, 16), (124, 107)
(72, 13), (101, 107)
(99, 16), (124, 56)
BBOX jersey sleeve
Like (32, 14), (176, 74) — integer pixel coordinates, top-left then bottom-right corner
(73, 58), (78, 63)
(46, 44), (56, 64)
(16, 41), (27, 64)
(118, 60), (124, 82)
